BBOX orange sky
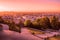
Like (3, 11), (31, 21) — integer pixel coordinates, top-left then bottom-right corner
(0, 0), (60, 12)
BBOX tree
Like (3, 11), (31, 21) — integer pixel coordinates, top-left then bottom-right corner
(0, 16), (4, 23)
(0, 16), (21, 33)
(24, 19), (32, 27)
(35, 18), (41, 22)
(32, 21), (39, 29)
(32, 18), (42, 29)
(57, 22), (60, 29)
(0, 24), (3, 31)
(39, 16), (51, 30)
(4, 19), (21, 33)
(9, 22), (21, 33)
(50, 16), (59, 30)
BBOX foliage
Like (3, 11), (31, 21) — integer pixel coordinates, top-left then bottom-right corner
(9, 23), (21, 33)
(24, 19), (32, 27)
(24, 16), (60, 30)
(7, 20), (21, 33)
(47, 35), (60, 40)
(0, 16), (4, 23)
(50, 16), (60, 30)
(0, 24), (3, 31)
(39, 16), (51, 29)
(32, 21), (40, 28)
(0, 16), (21, 32)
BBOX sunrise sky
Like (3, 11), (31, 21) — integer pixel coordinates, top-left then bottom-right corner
(0, 0), (60, 12)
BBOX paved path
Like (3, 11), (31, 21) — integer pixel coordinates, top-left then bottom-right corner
(0, 24), (43, 40)
(0, 24), (60, 40)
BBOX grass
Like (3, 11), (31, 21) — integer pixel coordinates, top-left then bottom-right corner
(47, 35), (60, 40)
(28, 28), (60, 40)
(28, 28), (45, 34)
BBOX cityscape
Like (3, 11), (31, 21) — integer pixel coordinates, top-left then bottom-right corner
(0, 0), (60, 40)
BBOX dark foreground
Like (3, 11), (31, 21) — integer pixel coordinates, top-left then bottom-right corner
(0, 28), (43, 40)
(0, 24), (60, 40)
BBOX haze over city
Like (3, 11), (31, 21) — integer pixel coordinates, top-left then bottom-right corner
(0, 0), (60, 12)
(0, 0), (60, 40)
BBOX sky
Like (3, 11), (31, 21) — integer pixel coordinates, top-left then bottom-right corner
(0, 0), (60, 12)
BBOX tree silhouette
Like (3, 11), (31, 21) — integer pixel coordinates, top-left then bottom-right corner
(39, 16), (51, 30)
(50, 16), (59, 30)
(24, 19), (32, 27)
(0, 16), (21, 33)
